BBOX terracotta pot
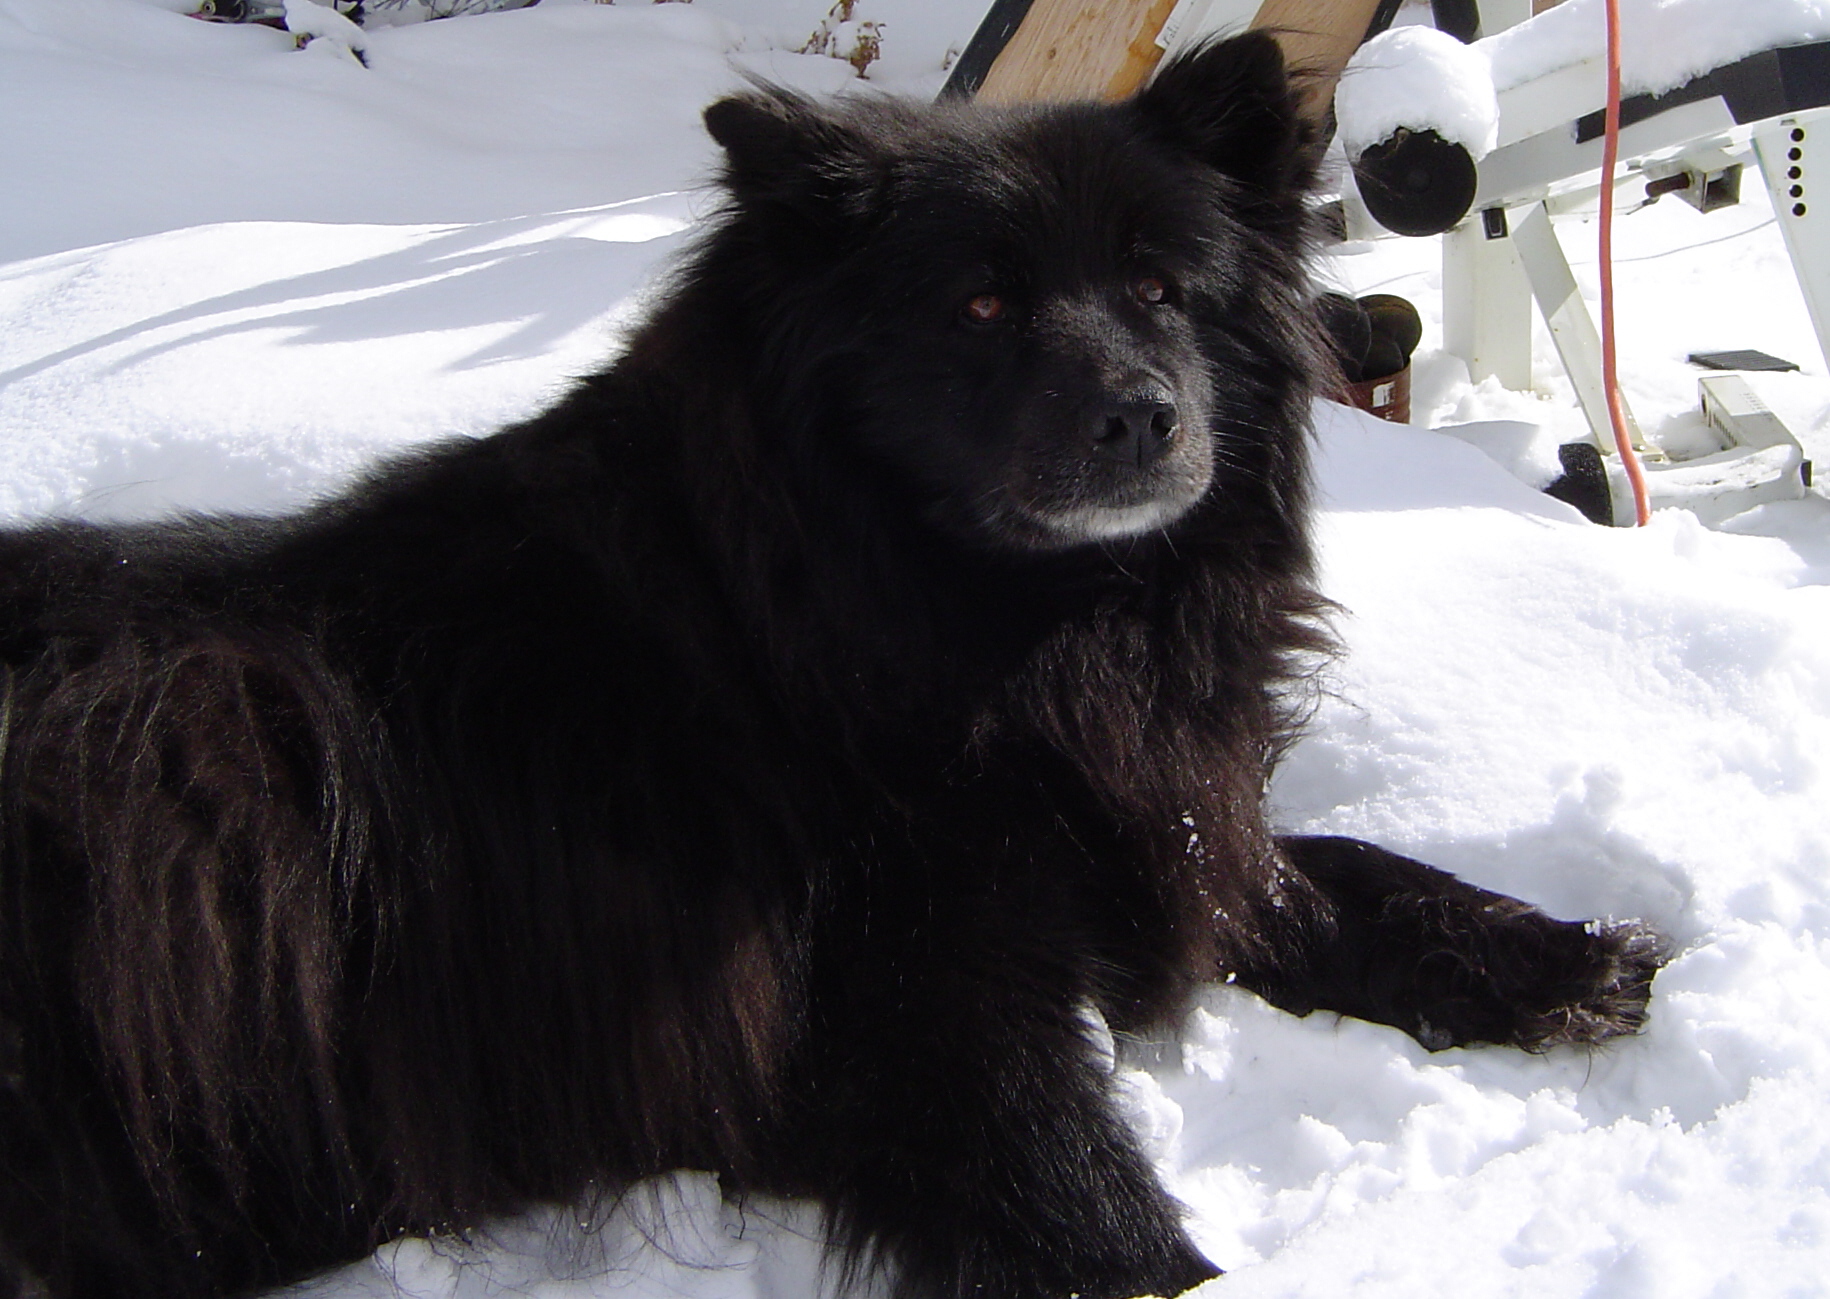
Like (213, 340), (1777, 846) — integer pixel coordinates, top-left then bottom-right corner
(1344, 363), (1411, 423)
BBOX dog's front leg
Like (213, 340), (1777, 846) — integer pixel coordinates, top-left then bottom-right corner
(1232, 835), (1664, 1051)
(789, 939), (1219, 1299)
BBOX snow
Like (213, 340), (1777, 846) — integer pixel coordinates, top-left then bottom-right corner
(1483, 0), (1830, 98)
(4, 0), (1830, 1295)
(1337, 25), (1499, 161)
(281, 0), (367, 54)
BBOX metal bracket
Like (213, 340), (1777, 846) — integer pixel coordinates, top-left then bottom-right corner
(1631, 375), (1811, 524)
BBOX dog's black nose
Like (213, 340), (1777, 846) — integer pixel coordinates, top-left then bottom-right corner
(1089, 392), (1179, 467)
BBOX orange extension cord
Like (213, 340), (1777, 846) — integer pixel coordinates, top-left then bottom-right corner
(1599, 0), (1652, 525)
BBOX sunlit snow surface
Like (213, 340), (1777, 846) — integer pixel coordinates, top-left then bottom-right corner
(4, 2), (1830, 1295)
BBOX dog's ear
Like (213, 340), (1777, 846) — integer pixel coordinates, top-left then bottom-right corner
(1132, 32), (1314, 202)
(704, 88), (875, 223)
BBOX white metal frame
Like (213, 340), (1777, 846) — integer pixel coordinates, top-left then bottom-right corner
(1754, 116), (1830, 370)
(1390, 3), (1815, 522)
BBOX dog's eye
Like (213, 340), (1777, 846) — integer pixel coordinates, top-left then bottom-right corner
(1135, 277), (1170, 305)
(961, 293), (1007, 325)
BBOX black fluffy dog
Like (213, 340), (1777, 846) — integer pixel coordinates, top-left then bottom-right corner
(0, 36), (1658, 1299)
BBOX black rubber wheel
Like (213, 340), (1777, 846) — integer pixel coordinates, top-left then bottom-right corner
(1353, 129), (1478, 238)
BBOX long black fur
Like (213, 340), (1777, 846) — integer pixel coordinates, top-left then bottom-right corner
(0, 36), (1658, 1299)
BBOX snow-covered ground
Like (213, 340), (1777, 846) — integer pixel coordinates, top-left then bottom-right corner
(4, 1), (1830, 1295)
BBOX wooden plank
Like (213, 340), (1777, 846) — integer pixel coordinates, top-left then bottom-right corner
(973, 0), (1179, 103)
(1106, 0), (1186, 97)
(1250, 0), (1386, 120)
(964, 0), (1388, 118)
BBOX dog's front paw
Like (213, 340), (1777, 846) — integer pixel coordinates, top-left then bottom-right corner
(1505, 917), (1666, 1051)
(1399, 907), (1667, 1053)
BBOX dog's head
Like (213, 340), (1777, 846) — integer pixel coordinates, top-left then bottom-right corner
(700, 34), (1321, 554)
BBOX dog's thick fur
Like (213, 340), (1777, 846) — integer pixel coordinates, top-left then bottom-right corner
(0, 37), (1658, 1299)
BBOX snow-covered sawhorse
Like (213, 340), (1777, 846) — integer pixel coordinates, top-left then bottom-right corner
(1338, 0), (1827, 523)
